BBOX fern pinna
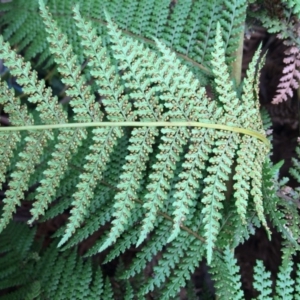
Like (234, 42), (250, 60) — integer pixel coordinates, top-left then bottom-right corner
(0, 0), (300, 299)
(256, 0), (300, 104)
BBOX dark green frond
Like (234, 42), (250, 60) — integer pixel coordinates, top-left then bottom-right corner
(210, 246), (244, 300)
(253, 260), (273, 300)
(275, 260), (294, 299)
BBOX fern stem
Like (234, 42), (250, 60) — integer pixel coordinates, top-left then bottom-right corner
(0, 121), (269, 146)
(99, 180), (211, 248)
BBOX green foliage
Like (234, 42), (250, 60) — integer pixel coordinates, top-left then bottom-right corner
(252, 257), (300, 300)
(210, 246), (244, 299)
(0, 0), (300, 299)
(0, 222), (132, 300)
(253, 260), (273, 300)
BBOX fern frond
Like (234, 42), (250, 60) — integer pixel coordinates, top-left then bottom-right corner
(123, 218), (170, 279)
(103, 277), (114, 299)
(57, 138), (127, 248)
(211, 23), (240, 118)
(261, 107), (273, 134)
(0, 80), (24, 189)
(116, 0), (139, 30)
(124, 281), (134, 300)
(57, 6), (130, 247)
(73, 6), (132, 123)
(39, 138), (92, 220)
(102, 224), (141, 264)
(8, 14), (37, 50)
(52, 249), (77, 299)
(163, 0), (192, 49)
(252, 260), (272, 300)
(160, 238), (204, 300)
(97, 129), (157, 252)
(233, 135), (254, 223)
(210, 246), (244, 300)
(0, 228), (106, 300)
(176, 0), (203, 56)
(0, 35), (67, 232)
(85, 202), (143, 258)
(0, 222), (37, 293)
(199, 24), (240, 263)
(130, 0), (155, 36)
(98, 15), (163, 251)
(58, 127), (122, 247)
(24, 281), (41, 300)
(167, 127), (214, 242)
(145, 0), (170, 39)
(89, 267), (104, 300)
(74, 259), (93, 298)
(233, 44), (264, 222)
(0, 2), (280, 298)
(240, 44), (264, 131)
(136, 201), (204, 298)
(40, 2), (102, 123)
(250, 142), (270, 237)
(29, 1), (104, 223)
(1, 9), (30, 41)
(41, 246), (105, 299)
(220, 0), (247, 63)
(274, 260), (294, 300)
(262, 159), (299, 248)
(136, 38), (215, 245)
(272, 46), (300, 104)
(139, 231), (191, 296)
(286, 0), (300, 17)
(201, 131), (239, 263)
(60, 190), (114, 251)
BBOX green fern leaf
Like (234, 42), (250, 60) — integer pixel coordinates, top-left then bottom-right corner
(89, 267), (104, 299)
(139, 231), (191, 296)
(98, 14), (163, 251)
(232, 45), (265, 224)
(202, 131), (239, 264)
(29, 1), (105, 223)
(138, 38), (214, 246)
(130, 0), (155, 35)
(253, 260), (272, 300)
(160, 238), (204, 300)
(0, 80), (24, 189)
(103, 277), (114, 299)
(58, 6), (132, 247)
(250, 141), (271, 237)
(145, 0), (170, 39)
(220, 0), (247, 63)
(0, 33), (67, 232)
(211, 246), (244, 300)
(295, 263), (300, 299)
(123, 218), (170, 279)
(163, 0), (192, 49)
(274, 260), (294, 300)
